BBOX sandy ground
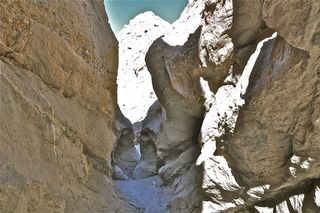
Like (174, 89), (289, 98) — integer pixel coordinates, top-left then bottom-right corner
(115, 176), (172, 213)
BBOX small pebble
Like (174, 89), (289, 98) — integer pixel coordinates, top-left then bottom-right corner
(83, 49), (89, 57)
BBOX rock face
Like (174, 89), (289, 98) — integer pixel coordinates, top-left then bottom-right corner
(132, 100), (162, 179)
(1, 0), (320, 212)
(198, 0), (320, 212)
(114, 107), (140, 178)
(223, 20), (320, 213)
(116, 7), (210, 211)
(117, 11), (170, 123)
(0, 1), (136, 212)
(146, 27), (205, 212)
(126, 0), (320, 212)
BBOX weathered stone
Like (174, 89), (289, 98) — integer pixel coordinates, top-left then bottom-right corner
(0, 0), (136, 212)
(146, 27), (205, 212)
(114, 107), (140, 177)
(198, 0), (320, 211)
(112, 165), (129, 181)
(262, 0), (320, 52)
(2, 0), (320, 212)
(132, 101), (161, 179)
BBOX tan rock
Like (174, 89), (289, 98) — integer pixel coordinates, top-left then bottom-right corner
(199, 0), (320, 211)
(146, 27), (205, 212)
(0, 0), (136, 212)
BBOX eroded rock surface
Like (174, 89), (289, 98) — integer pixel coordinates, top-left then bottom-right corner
(117, 11), (171, 123)
(2, 0), (320, 212)
(146, 27), (205, 212)
(114, 107), (140, 178)
(198, 0), (320, 212)
(0, 1), (136, 212)
(132, 100), (162, 179)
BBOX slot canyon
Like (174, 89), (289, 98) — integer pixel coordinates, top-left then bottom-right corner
(0, 0), (320, 212)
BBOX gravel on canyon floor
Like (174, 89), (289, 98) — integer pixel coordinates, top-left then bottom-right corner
(115, 175), (172, 213)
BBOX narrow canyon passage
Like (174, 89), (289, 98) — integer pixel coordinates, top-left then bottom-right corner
(111, 9), (207, 211)
(110, 3), (208, 212)
(111, 0), (320, 209)
(1, 0), (320, 213)
(111, 17), (274, 211)
(112, 104), (171, 212)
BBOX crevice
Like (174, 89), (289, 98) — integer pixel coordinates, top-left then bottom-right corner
(83, 145), (112, 176)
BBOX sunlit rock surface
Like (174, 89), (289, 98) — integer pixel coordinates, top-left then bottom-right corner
(145, 28), (205, 212)
(117, 11), (171, 123)
(1, 0), (320, 212)
(129, 0), (320, 211)
(198, 0), (320, 211)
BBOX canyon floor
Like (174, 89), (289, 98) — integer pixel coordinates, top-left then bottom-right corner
(115, 176), (172, 213)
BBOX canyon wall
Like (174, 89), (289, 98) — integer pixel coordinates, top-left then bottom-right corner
(0, 0), (136, 212)
(200, 0), (320, 212)
(115, 0), (320, 212)
(119, 0), (320, 212)
(145, 27), (205, 212)
(1, 0), (320, 212)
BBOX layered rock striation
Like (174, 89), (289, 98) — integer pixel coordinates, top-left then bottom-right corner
(1, 0), (320, 212)
(0, 0), (136, 212)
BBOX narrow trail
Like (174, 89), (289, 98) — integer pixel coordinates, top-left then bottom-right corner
(115, 176), (172, 213)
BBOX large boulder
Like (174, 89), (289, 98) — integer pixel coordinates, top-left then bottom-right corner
(146, 27), (205, 212)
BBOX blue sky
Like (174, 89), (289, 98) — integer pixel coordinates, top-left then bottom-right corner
(104, 0), (188, 33)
